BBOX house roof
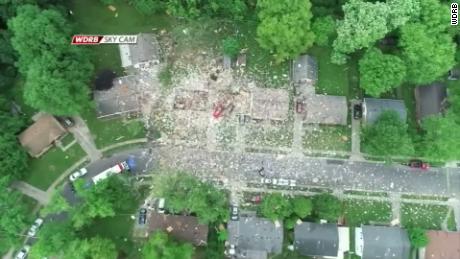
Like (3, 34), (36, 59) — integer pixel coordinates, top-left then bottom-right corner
(18, 114), (66, 157)
(119, 33), (159, 68)
(148, 213), (209, 246)
(360, 226), (411, 259)
(250, 88), (289, 121)
(93, 75), (141, 119)
(425, 230), (460, 259)
(362, 98), (407, 124)
(294, 222), (339, 257)
(302, 95), (348, 125)
(228, 216), (283, 258)
(292, 55), (318, 87)
(414, 83), (447, 121)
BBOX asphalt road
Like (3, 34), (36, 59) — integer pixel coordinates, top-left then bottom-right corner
(56, 143), (460, 206)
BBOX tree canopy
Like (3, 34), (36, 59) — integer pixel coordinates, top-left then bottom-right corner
(312, 194), (341, 222)
(312, 16), (336, 47)
(259, 193), (293, 221)
(8, 5), (93, 115)
(142, 231), (194, 259)
(407, 228), (429, 248)
(362, 110), (414, 158)
(71, 176), (137, 228)
(399, 23), (455, 85)
(256, 0), (315, 62)
(359, 48), (406, 97)
(153, 172), (229, 224)
(419, 113), (460, 161)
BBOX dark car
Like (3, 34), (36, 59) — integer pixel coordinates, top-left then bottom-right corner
(353, 104), (362, 119)
(138, 208), (147, 225)
(408, 159), (430, 170)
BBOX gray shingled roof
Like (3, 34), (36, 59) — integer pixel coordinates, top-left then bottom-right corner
(294, 222), (339, 257)
(228, 216), (283, 258)
(414, 82), (447, 121)
(119, 33), (159, 67)
(361, 226), (411, 259)
(362, 98), (407, 124)
(292, 55), (318, 86)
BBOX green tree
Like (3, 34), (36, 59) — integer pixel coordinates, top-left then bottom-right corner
(256, 0), (315, 62)
(291, 196), (313, 219)
(9, 5), (94, 115)
(0, 177), (30, 247)
(71, 176), (137, 228)
(399, 23), (455, 85)
(153, 172), (228, 224)
(29, 222), (77, 258)
(142, 231), (194, 259)
(259, 193), (292, 221)
(332, 0), (390, 63)
(165, 0), (247, 20)
(0, 134), (28, 181)
(359, 48), (406, 97)
(407, 228), (429, 248)
(387, 0), (420, 29)
(419, 113), (460, 161)
(417, 0), (450, 34)
(312, 16), (336, 47)
(312, 194), (341, 222)
(362, 110), (414, 158)
(221, 37), (240, 58)
(41, 189), (70, 216)
(65, 237), (118, 259)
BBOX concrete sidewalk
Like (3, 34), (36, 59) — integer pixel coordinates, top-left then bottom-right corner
(69, 116), (102, 162)
(12, 181), (50, 205)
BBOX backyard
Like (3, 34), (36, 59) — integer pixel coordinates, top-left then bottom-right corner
(24, 144), (86, 190)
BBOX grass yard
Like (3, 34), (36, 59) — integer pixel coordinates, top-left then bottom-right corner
(308, 46), (348, 96)
(303, 125), (351, 151)
(343, 199), (392, 226)
(447, 210), (457, 231)
(58, 133), (76, 147)
(401, 203), (452, 230)
(81, 108), (146, 148)
(24, 144), (86, 190)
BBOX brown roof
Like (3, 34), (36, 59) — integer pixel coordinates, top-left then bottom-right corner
(18, 114), (66, 157)
(425, 231), (460, 259)
(250, 88), (289, 121)
(148, 213), (209, 246)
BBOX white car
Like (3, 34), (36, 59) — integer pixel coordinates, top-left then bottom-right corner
(15, 245), (30, 259)
(27, 218), (44, 237)
(69, 168), (88, 182)
(278, 178), (289, 186)
(289, 179), (297, 187)
(260, 178), (272, 184)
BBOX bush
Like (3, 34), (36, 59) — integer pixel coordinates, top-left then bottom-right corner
(312, 193), (341, 222)
(408, 228), (429, 248)
(221, 37), (240, 58)
(312, 16), (336, 46)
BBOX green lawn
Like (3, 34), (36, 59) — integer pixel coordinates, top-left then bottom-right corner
(308, 46), (348, 96)
(24, 144), (86, 190)
(59, 133), (76, 147)
(303, 125), (351, 151)
(401, 203), (452, 230)
(447, 210), (457, 231)
(343, 199), (392, 226)
(81, 108), (146, 149)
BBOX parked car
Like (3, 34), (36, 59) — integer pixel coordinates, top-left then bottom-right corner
(15, 245), (30, 259)
(296, 101), (304, 113)
(69, 168), (88, 182)
(408, 159), (430, 170)
(157, 198), (165, 214)
(353, 104), (362, 119)
(230, 205), (239, 221)
(27, 218), (44, 237)
(289, 179), (297, 187)
(138, 208), (147, 225)
(277, 178), (289, 186)
(260, 178), (272, 184)
(55, 116), (74, 127)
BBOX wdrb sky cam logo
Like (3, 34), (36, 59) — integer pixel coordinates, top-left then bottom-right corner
(71, 35), (138, 45)
(452, 3), (458, 26)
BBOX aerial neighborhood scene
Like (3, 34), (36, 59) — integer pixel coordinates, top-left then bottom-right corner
(2, 0), (460, 258)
